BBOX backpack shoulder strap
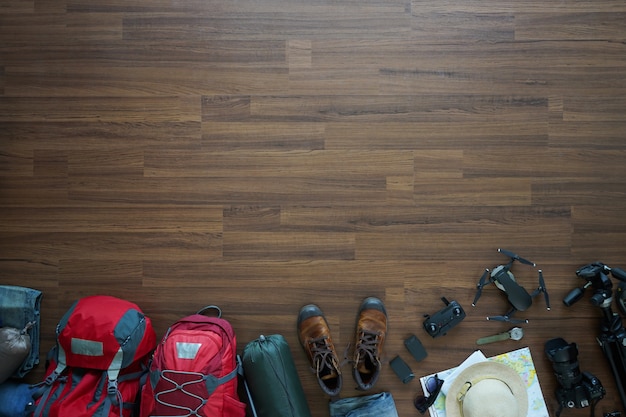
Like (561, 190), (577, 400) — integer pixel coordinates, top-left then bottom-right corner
(44, 344), (67, 385)
(106, 347), (125, 396)
(204, 363), (239, 395)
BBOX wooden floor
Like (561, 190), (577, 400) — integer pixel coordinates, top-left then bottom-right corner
(2, 0), (626, 415)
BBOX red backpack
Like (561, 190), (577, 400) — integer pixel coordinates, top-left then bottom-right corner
(32, 295), (157, 417)
(140, 306), (246, 417)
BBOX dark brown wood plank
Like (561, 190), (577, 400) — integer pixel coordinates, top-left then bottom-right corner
(515, 13), (626, 41)
(1, 121), (202, 149)
(0, 96), (201, 122)
(0, 207), (223, 233)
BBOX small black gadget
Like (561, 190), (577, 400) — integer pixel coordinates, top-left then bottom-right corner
(404, 334), (427, 362)
(389, 355), (414, 384)
(423, 297), (465, 338)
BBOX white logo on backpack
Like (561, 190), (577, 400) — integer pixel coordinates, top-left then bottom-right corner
(71, 338), (104, 356)
(176, 342), (202, 359)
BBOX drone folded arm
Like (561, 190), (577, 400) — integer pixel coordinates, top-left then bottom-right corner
(530, 269), (551, 310)
(487, 308), (529, 324)
(472, 269), (491, 307)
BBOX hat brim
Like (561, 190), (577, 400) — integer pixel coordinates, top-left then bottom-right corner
(445, 361), (528, 417)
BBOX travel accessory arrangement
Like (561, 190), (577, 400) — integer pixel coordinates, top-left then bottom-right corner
(0, 251), (624, 416)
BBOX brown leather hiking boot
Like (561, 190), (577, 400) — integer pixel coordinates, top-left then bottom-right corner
(353, 296), (387, 391)
(297, 304), (342, 397)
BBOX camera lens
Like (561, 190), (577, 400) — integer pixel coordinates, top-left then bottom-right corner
(545, 338), (583, 390)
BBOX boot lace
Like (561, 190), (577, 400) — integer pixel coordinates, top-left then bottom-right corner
(354, 329), (382, 369)
(308, 336), (339, 377)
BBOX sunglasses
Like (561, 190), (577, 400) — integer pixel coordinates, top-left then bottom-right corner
(414, 374), (444, 414)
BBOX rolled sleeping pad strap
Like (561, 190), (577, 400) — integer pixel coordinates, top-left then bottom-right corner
(242, 334), (312, 417)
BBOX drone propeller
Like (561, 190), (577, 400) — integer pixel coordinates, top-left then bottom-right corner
(538, 269), (551, 310)
(498, 248), (536, 267)
(486, 314), (529, 324)
(472, 269), (490, 306)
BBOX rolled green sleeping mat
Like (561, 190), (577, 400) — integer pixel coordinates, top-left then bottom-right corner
(242, 334), (312, 417)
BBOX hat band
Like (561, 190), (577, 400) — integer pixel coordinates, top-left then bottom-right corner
(456, 375), (514, 402)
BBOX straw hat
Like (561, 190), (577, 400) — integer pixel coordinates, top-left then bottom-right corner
(445, 361), (528, 417)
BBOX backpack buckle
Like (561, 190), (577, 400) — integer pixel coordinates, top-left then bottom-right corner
(107, 380), (118, 396)
(44, 370), (60, 385)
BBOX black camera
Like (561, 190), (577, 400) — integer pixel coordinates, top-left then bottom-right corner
(545, 337), (605, 413)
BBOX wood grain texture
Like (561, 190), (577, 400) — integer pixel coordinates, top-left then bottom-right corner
(2, 0), (626, 415)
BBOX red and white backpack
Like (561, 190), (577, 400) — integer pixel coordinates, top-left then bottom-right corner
(139, 306), (246, 417)
(32, 295), (157, 417)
